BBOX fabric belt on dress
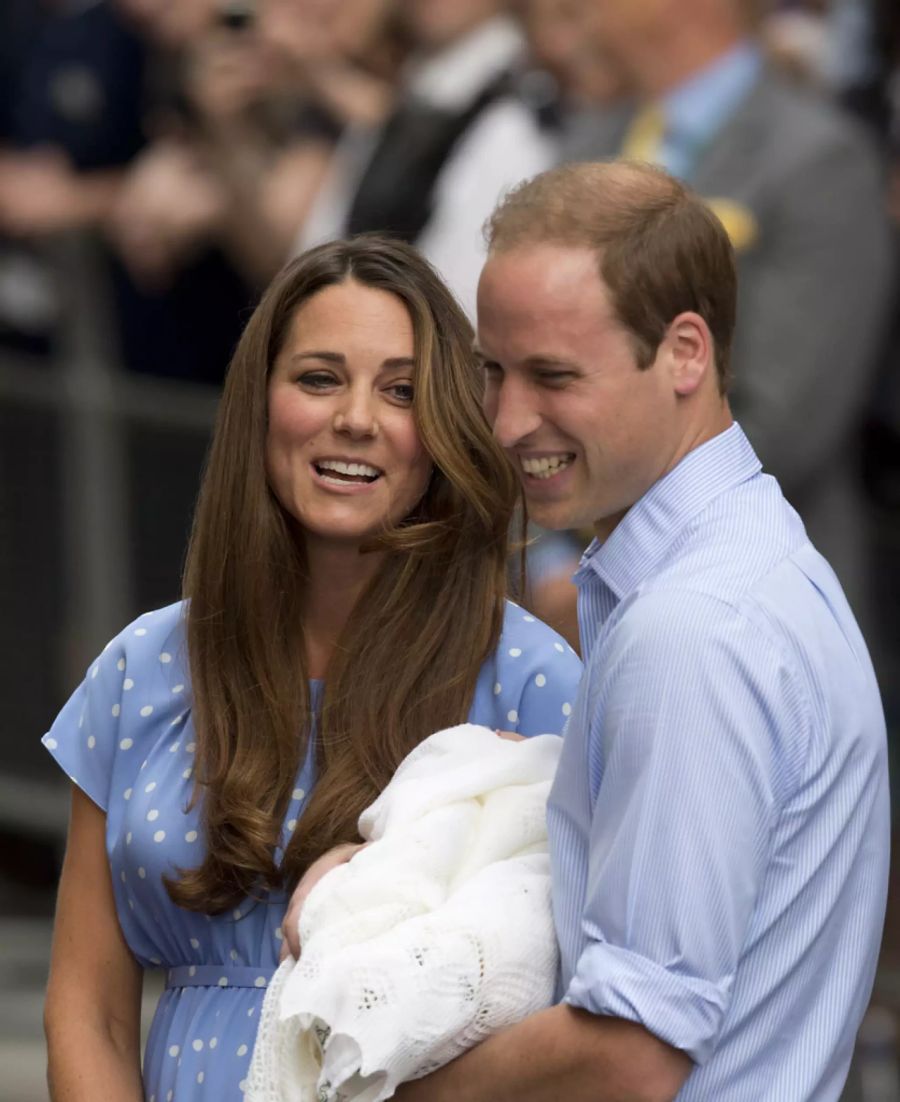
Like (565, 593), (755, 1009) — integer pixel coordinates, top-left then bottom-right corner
(165, 964), (276, 989)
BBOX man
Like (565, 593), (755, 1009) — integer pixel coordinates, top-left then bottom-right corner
(540, 0), (894, 623)
(394, 161), (890, 1100)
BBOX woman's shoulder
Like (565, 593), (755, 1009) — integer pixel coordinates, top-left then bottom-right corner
(42, 601), (191, 811)
(497, 601), (580, 666)
(469, 602), (582, 737)
(100, 601), (189, 672)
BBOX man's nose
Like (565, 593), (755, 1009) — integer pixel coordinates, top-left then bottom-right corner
(488, 378), (541, 448)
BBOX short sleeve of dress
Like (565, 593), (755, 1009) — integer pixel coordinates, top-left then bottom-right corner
(42, 602), (187, 813)
(470, 602), (583, 738)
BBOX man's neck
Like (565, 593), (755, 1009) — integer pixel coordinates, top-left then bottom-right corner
(593, 403), (734, 545)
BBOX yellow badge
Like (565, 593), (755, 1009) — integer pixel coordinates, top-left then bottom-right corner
(704, 198), (758, 251)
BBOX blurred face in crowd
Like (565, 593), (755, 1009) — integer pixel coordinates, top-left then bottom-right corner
(580, 0), (749, 76)
(328, 0), (397, 59)
(398, 0), (509, 52)
(257, 0), (343, 63)
(477, 244), (706, 538)
(266, 280), (433, 551)
(580, 0), (674, 66)
(524, 0), (630, 103)
(259, 0), (395, 69)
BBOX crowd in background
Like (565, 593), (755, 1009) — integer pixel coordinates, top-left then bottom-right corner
(1, 0), (898, 644)
(1, 9), (899, 1096)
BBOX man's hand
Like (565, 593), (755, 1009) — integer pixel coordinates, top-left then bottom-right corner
(279, 841), (368, 962)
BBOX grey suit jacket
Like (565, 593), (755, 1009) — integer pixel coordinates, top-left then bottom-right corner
(561, 70), (895, 616)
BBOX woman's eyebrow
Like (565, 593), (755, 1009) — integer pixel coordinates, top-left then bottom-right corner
(290, 351), (345, 364)
(288, 352), (415, 370)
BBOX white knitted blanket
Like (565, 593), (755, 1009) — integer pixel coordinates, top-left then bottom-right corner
(246, 724), (562, 1102)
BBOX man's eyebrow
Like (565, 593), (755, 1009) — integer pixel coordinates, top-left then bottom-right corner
(522, 356), (579, 369)
(471, 347), (579, 370)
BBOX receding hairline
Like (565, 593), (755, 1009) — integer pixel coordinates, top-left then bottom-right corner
(484, 160), (694, 252)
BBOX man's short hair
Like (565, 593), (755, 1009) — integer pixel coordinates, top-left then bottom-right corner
(484, 160), (738, 391)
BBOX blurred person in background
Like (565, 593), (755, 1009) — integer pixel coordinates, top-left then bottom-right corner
(111, 0), (408, 289)
(40, 235), (582, 1102)
(523, 0), (628, 109)
(0, 0), (255, 383)
(535, 0), (894, 632)
(0, 0), (146, 358)
(520, 0), (632, 138)
(297, 0), (556, 320)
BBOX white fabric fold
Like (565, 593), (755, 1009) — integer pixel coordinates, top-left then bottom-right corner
(247, 724), (562, 1102)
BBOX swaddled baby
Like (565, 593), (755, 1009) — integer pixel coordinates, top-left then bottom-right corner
(247, 723), (562, 1102)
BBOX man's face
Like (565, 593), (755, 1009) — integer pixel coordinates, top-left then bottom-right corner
(476, 244), (681, 538)
(524, 0), (630, 102)
(582, 0), (671, 66)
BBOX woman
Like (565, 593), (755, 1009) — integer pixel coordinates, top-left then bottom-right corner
(42, 236), (581, 1102)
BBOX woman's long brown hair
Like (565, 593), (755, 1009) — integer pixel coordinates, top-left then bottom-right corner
(166, 237), (519, 913)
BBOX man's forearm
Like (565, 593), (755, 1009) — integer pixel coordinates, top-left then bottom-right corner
(394, 1003), (691, 1102)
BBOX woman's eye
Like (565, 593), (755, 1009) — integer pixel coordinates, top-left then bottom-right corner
(297, 371), (337, 389)
(386, 382), (415, 404)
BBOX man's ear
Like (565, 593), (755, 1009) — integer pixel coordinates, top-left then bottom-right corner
(662, 312), (713, 396)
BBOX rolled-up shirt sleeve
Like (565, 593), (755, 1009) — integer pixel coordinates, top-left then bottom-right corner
(557, 588), (809, 1063)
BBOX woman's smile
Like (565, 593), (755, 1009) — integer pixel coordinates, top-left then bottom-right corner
(310, 456), (385, 491)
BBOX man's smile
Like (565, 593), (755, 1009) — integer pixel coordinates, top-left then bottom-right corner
(517, 452), (576, 481)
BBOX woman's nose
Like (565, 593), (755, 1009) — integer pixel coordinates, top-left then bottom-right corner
(333, 392), (378, 439)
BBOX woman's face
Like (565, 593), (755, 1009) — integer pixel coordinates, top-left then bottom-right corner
(265, 279), (433, 550)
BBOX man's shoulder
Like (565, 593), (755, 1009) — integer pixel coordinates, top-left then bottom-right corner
(651, 474), (806, 602)
(715, 67), (881, 174)
(593, 476), (814, 657)
(593, 484), (868, 707)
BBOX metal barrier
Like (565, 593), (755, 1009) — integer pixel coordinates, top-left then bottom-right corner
(0, 232), (219, 837)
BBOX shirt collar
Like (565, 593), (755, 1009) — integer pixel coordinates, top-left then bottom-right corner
(660, 41), (762, 160)
(575, 422), (762, 600)
(405, 16), (525, 112)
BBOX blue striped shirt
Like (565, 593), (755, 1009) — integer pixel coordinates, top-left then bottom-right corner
(547, 423), (890, 1100)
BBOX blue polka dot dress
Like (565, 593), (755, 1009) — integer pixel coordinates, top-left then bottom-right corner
(43, 600), (582, 1101)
